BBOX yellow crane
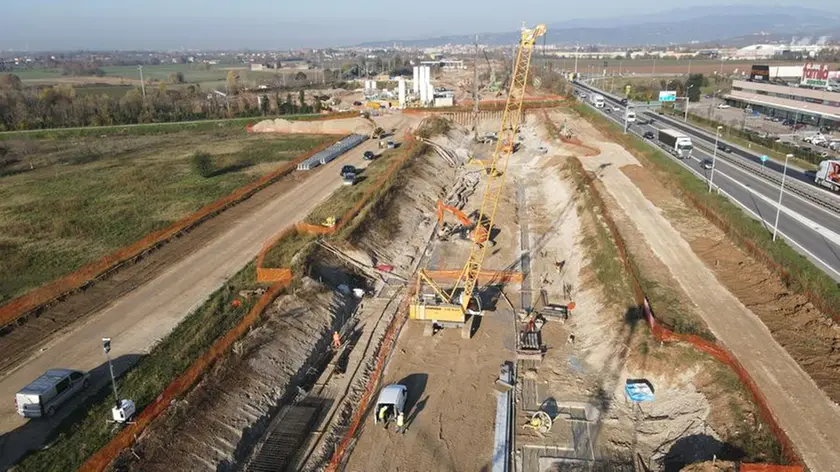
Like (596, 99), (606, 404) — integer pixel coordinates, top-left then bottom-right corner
(410, 23), (546, 337)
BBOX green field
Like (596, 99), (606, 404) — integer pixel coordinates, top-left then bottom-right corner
(0, 130), (332, 303)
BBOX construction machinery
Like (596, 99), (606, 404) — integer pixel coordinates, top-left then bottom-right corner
(435, 200), (474, 241)
(410, 23), (546, 337)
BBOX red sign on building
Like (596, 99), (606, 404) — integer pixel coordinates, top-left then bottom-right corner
(801, 63), (830, 87)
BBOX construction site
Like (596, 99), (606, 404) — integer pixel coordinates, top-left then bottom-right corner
(3, 22), (840, 472)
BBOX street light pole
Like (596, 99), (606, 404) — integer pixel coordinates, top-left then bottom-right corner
(623, 108), (630, 134)
(772, 154), (793, 242)
(574, 42), (579, 77)
(709, 126), (723, 192)
(138, 65), (146, 100)
(103, 338), (120, 408)
(684, 85), (694, 122)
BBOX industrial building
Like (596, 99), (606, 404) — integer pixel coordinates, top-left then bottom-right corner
(724, 79), (840, 128)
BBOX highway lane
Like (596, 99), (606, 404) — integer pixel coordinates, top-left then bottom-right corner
(578, 80), (840, 200)
(572, 84), (840, 280)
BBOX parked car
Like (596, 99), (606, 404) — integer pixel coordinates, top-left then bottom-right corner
(387, 140), (396, 149)
(16, 369), (90, 418)
(643, 131), (655, 139)
(717, 103), (731, 109)
(782, 119), (795, 126)
(717, 143), (733, 153)
(363, 151), (375, 160)
(701, 159), (714, 169)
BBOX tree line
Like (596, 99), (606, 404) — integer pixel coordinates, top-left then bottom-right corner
(0, 73), (327, 131)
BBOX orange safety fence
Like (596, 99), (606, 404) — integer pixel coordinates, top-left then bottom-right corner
(326, 278), (417, 472)
(0, 137), (341, 332)
(402, 98), (569, 115)
(424, 269), (524, 284)
(741, 465), (804, 472)
(568, 156), (804, 468)
(80, 278), (291, 472)
(82, 133), (427, 470)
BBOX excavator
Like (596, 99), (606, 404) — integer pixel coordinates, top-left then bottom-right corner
(410, 23), (546, 337)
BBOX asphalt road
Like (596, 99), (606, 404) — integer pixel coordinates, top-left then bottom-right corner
(0, 136), (386, 469)
(575, 82), (840, 282)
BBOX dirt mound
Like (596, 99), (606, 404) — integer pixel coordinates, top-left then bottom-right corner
(680, 460), (737, 471)
(251, 117), (374, 135)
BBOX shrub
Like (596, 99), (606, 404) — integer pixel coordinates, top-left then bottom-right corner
(190, 151), (214, 178)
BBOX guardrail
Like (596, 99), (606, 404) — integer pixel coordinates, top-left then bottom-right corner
(577, 80), (840, 214)
(654, 113), (840, 214)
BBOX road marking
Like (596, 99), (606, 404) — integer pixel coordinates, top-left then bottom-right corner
(714, 170), (840, 248)
(717, 187), (840, 280)
(578, 94), (840, 280)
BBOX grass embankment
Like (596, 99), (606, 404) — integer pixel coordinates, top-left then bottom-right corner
(15, 262), (265, 472)
(0, 131), (333, 303)
(575, 103), (840, 319)
(556, 114), (782, 463)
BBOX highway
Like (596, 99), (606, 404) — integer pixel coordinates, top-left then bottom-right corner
(574, 81), (840, 282)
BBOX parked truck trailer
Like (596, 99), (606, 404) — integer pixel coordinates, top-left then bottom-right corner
(658, 129), (693, 159)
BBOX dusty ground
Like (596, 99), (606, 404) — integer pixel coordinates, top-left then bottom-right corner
(0, 115), (422, 469)
(115, 286), (349, 471)
(110, 127), (457, 471)
(555, 108), (840, 471)
(507, 118), (765, 472)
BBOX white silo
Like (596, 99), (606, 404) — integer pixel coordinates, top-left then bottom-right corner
(418, 67), (427, 102)
(412, 66), (420, 94)
(398, 78), (406, 108)
(426, 83), (434, 105)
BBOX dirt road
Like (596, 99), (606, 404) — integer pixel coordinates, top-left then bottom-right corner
(577, 143), (840, 471)
(0, 138), (384, 468)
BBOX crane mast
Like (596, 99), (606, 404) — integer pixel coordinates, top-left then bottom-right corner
(412, 24), (546, 325)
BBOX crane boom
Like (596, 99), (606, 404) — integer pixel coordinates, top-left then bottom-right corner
(456, 24), (545, 311)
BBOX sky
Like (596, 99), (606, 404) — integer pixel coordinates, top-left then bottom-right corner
(1, 0), (839, 50)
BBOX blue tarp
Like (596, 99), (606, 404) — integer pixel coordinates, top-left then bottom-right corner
(625, 379), (655, 402)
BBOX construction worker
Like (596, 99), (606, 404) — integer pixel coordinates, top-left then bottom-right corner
(378, 405), (390, 426)
(396, 411), (405, 433)
(332, 331), (341, 350)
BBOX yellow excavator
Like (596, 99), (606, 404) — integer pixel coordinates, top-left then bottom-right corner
(410, 23), (546, 337)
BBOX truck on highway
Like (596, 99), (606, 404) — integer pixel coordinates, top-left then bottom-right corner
(658, 129), (693, 159)
(815, 160), (840, 192)
(589, 93), (605, 108)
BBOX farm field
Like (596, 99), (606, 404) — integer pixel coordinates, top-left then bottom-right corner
(0, 129), (333, 302)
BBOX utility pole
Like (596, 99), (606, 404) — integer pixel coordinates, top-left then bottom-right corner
(709, 126), (723, 192)
(473, 34), (479, 137)
(138, 65), (146, 100)
(652, 57), (656, 75)
(772, 154), (793, 241)
(574, 42), (579, 77)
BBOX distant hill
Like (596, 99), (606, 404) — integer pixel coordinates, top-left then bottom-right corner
(356, 5), (840, 48)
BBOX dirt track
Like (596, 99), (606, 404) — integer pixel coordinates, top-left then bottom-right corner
(568, 114), (840, 471)
(0, 131), (399, 468)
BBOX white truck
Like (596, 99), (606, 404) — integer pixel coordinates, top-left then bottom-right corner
(658, 129), (693, 159)
(589, 93), (605, 108)
(815, 160), (840, 192)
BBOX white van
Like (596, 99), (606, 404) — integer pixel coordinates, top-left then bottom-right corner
(16, 369), (90, 418)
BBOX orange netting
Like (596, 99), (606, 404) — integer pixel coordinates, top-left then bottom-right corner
(81, 133), (427, 471)
(424, 269), (524, 284)
(567, 156), (803, 468)
(0, 138), (340, 331)
(79, 278), (290, 472)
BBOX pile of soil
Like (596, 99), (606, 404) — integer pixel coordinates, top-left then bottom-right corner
(251, 117), (374, 135)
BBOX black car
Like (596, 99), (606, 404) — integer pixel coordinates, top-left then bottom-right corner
(363, 151), (375, 160)
(717, 143), (733, 153)
(340, 165), (356, 177)
(620, 98), (629, 106)
(643, 131), (655, 139)
(701, 159), (714, 169)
